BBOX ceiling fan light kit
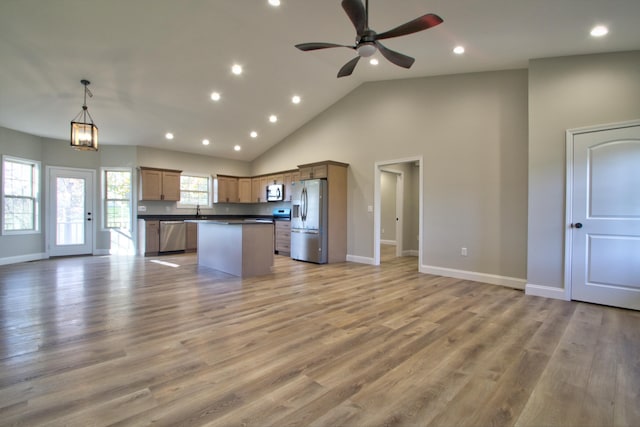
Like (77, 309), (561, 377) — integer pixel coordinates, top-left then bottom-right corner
(295, 0), (443, 78)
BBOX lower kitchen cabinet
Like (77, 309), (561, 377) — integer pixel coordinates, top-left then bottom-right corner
(138, 220), (160, 256)
(275, 220), (291, 255)
(186, 222), (198, 252)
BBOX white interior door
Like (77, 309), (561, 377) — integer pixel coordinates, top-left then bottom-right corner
(48, 167), (94, 257)
(570, 124), (640, 310)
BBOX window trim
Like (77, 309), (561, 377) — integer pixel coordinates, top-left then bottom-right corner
(101, 167), (133, 232)
(177, 172), (213, 208)
(2, 155), (41, 235)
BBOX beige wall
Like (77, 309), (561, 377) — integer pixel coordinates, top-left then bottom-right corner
(253, 69), (529, 280)
(527, 50), (640, 290)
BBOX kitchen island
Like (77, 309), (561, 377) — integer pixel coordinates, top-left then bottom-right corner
(186, 219), (274, 277)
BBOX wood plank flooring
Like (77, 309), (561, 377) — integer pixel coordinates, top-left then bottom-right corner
(0, 249), (638, 426)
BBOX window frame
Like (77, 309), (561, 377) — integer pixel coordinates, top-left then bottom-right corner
(2, 155), (41, 235)
(178, 172), (213, 208)
(101, 167), (133, 231)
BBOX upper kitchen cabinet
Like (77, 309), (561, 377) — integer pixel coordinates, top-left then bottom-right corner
(251, 175), (271, 203)
(216, 175), (239, 203)
(298, 163), (328, 180)
(238, 178), (252, 203)
(139, 167), (181, 201)
(282, 170), (298, 202)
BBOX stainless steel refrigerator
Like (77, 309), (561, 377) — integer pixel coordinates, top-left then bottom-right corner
(290, 179), (328, 264)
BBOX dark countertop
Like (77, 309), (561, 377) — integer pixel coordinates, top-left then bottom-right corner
(137, 214), (273, 221)
(185, 219), (274, 225)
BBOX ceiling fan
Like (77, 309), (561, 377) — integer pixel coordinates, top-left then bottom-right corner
(295, 0), (443, 78)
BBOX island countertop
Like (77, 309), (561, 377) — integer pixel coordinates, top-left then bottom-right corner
(185, 218), (273, 225)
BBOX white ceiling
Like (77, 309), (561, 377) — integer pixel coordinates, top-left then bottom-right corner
(1, 0), (639, 162)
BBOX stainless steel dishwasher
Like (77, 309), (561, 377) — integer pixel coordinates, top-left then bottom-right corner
(159, 221), (186, 252)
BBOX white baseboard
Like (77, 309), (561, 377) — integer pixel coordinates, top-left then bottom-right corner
(0, 252), (48, 266)
(403, 250), (418, 257)
(380, 240), (396, 246)
(421, 264), (526, 290)
(346, 254), (376, 265)
(525, 283), (569, 301)
(94, 249), (110, 256)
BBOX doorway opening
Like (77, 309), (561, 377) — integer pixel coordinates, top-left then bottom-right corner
(374, 157), (422, 267)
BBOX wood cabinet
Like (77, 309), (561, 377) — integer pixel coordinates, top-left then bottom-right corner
(282, 170), (299, 202)
(275, 220), (291, 254)
(139, 167), (181, 201)
(251, 176), (271, 203)
(186, 222), (198, 252)
(138, 219), (160, 256)
(297, 161), (349, 263)
(298, 164), (328, 180)
(216, 175), (238, 203)
(238, 178), (252, 203)
(251, 177), (262, 203)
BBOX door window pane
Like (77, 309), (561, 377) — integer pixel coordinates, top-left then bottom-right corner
(56, 177), (85, 245)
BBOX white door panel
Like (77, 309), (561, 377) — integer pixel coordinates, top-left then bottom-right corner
(48, 167), (94, 257)
(570, 124), (640, 310)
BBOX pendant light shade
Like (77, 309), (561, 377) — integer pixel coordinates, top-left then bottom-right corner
(70, 79), (98, 151)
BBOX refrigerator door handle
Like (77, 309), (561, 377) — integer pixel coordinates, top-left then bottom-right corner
(301, 186), (308, 221)
(291, 229), (319, 235)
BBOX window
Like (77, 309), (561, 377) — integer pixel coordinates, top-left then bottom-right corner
(2, 156), (41, 234)
(103, 168), (132, 230)
(179, 174), (211, 207)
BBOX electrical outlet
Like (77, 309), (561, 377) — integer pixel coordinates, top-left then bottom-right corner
(461, 247), (468, 256)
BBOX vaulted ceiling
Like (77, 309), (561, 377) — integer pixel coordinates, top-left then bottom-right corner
(1, 0), (639, 161)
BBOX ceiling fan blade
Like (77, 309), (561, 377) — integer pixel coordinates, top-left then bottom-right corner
(376, 13), (443, 40)
(341, 0), (366, 34)
(375, 42), (415, 69)
(338, 56), (361, 78)
(295, 42), (353, 51)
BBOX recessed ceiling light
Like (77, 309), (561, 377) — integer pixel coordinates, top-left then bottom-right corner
(291, 95), (301, 104)
(250, 131), (258, 138)
(269, 114), (278, 123)
(202, 139), (210, 146)
(453, 46), (465, 55)
(210, 92), (221, 101)
(231, 64), (243, 75)
(234, 145), (241, 151)
(268, 0), (280, 6)
(369, 58), (379, 66)
(590, 25), (608, 37)
(165, 132), (174, 140)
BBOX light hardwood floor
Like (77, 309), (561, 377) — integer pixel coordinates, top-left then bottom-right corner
(0, 251), (638, 426)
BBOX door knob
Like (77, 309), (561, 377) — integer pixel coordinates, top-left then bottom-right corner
(573, 222), (583, 229)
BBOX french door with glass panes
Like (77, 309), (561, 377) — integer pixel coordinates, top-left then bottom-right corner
(47, 167), (95, 256)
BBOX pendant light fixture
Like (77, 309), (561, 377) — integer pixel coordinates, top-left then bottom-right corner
(70, 79), (98, 151)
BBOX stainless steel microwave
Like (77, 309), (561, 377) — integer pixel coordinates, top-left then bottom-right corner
(266, 184), (284, 201)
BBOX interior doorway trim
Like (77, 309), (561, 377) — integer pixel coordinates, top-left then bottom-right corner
(373, 156), (423, 266)
(563, 118), (640, 301)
